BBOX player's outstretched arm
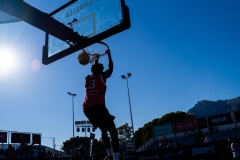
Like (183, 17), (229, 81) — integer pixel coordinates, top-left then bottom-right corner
(103, 49), (113, 79)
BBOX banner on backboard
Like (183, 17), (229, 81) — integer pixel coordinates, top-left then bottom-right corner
(234, 111), (240, 122)
(196, 118), (208, 129)
(208, 113), (232, 126)
(11, 133), (30, 143)
(32, 134), (41, 144)
(174, 120), (196, 133)
(0, 132), (7, 143)
(153, 124), (173, 136)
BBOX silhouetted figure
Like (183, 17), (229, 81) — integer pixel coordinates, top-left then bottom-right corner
(82, 49), (119, 160)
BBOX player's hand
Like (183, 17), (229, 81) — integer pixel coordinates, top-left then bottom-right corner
(105, 49), (111, 55)
(94, 54), (100, 60)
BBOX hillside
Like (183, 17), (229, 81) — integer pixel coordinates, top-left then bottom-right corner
(187, 96), (240, 118)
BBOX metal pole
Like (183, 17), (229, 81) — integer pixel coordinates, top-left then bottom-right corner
(53, 137), (55, 150)
(126, 78), (135, 146)
(85, 126), (87, 156)
(8, 131), (9, 145)
(68, 92), (76, 157)
(72, 96), (75, 156)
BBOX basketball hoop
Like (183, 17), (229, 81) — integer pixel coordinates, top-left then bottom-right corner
(78, 41), (109, 66)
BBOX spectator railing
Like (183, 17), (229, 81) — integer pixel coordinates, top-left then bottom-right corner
(136, 122), (240, 152)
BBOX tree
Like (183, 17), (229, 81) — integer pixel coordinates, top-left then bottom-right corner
(62, 136), (86, 155)
(134, 127), (143, 148)
(117, 123), (133, 143)
(62, 136), (106, 156)
(158, 111), (195, 125)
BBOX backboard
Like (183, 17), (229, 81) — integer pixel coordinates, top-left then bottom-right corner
(42, 0), (130, 65)
(0, 10), (20, 24)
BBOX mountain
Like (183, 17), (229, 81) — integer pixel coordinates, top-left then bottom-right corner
(187, 96), (240, 118)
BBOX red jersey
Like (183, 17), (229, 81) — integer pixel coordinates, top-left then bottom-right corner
(82, 74), (106, 110)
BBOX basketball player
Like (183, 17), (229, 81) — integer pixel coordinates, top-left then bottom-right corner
(82, 49), (119, 160)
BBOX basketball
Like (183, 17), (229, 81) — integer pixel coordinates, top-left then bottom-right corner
(78, 50), (90, 65)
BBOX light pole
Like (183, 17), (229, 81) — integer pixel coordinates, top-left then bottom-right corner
(67, 92), (77, 156)
(75, 120), (95, 157)
(121, 73), (135, 147)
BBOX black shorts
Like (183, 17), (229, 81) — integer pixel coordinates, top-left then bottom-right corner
(84, 105), (115, 129)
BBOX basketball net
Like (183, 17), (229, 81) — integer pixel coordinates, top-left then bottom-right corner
(78, 42), (109, 66)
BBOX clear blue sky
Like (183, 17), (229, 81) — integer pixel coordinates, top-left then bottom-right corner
(1, 0), (240, 150)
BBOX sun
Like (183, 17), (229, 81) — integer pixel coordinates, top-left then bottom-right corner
(0, 46), (18, 76)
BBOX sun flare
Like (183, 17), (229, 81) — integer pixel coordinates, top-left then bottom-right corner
(0, 46), (18, 76)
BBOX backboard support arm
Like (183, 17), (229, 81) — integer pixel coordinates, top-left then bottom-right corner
(0, 0), (85, 44)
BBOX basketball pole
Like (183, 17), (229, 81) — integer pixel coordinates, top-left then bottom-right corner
(67, 92), (77, 156)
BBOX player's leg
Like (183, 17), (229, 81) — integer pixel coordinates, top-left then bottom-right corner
(84, 105), (117, 159)
(106, 121), (119, 160)
(99, 126), (114, 160)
